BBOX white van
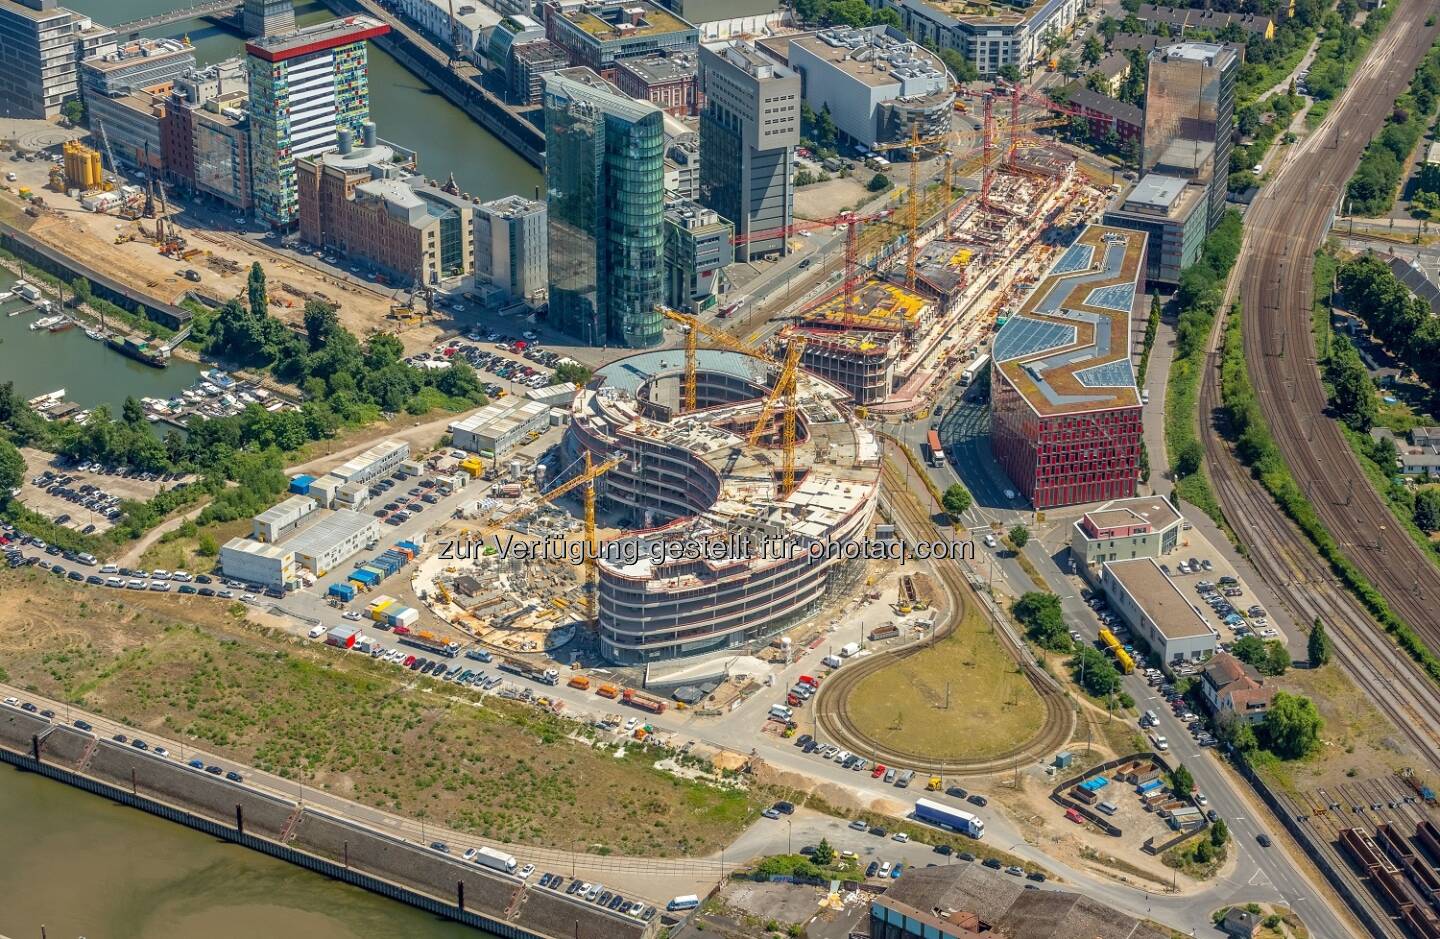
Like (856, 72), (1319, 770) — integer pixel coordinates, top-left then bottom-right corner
(307, 624), (326, 639)
(822, 654), (842, 668)
(769, 704), (793, 721)
(667, 894), (700, 912)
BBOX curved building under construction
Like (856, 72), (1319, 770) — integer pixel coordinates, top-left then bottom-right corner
(565, 348), (881, 664)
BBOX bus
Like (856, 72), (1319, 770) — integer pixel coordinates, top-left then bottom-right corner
(925, 429), (945, 467)
(960, 353), (990, 387)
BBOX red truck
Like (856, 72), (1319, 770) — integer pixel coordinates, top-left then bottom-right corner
(622, 689), (667, 714)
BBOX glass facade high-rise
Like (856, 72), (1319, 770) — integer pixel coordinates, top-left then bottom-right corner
(1141, 42), (1237, 233)
(544, 67), (665, 349)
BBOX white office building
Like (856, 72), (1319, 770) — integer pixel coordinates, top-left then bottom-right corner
(1100, 558), (1217, 665)
(252, 494), (319, 542)
(331, 438), (410, 485)
(220, 538), (296, 590)
(287, 510), (380, 575)
(449, 399), (551, 457)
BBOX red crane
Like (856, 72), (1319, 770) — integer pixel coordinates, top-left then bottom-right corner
(732, 208), (896, 324)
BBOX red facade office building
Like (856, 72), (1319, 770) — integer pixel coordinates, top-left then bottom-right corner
(990, 224), (1147, 509)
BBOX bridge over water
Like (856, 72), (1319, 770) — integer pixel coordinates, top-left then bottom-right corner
(113, 0), (243, 36)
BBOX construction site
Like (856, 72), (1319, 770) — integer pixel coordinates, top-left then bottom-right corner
(783, 81), (1121, 411)
(0, 135), (435, 348)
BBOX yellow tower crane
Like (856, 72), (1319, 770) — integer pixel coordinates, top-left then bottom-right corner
(745, 338), (808, 496)
(660, 306), (777, 413)
(873, 123), (953, 290)
(658, 306), (808, 497)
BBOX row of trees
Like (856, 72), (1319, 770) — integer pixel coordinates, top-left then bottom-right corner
(1338, 255), (1440, 401)
(1347, 42), (1440, 215)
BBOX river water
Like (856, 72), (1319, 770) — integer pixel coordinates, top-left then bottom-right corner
(0, 4), (540, 932)
(0, 266), (204, 412)
(67, 0), (544, 202)
(0, 766), (486, 939)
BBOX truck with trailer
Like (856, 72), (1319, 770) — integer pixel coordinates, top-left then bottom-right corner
(622, 689), (667, 714)
(473, 846), (518, 873)
(497, 657), (560, 685)
(914, 797), (985, 838)
(398, 631), (461, 658)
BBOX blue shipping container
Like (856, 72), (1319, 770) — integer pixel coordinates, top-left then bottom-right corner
(397, 541), (421, 554)
(350, 569), (380, 587)
(289, 474), (315, 494)
(328, 582), (356, 601)
(1137, 779), (1162, 794)
(360, 565), (387, 581)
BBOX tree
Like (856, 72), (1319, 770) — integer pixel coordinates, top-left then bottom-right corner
(1416, 488), (1440, 532)
(247, 262), (268, 321)
(1169, 764), (1194, 795)
(61, 98), (85, 126)
(70, 276), (91, 306)
(1308, 619), (1332, 668)
(1013, 591), (1068, 650)
(1231, 635), (1267, 667)
(1211, 818), (1230, 848)
(824, 0), (872, 26)
(942, 483), (972, 517)
(303, 301), (339, 351)
(0, 437), (23, 497)
(1070, 646), (1120, 695)
(1261, 692), (1322, 759)
(1322, 338), (1375, 432)
(1008, 524), (1029, 548)
(121, 396), (145, 428)
(1175, 439), (1204, 478)
(1057, 52), (1078, 76)
(1216, 713), (1257, 752)
(553, 361), (593, 385)
(998, 64), (1022, 83)
(939, 48), (979, 84)
(813, 838), (836, 865)
(867, 172), (891, 192)
(1263, 639), (1290, 677)
(198, 532), (219, 557)
(873, 6), (901, 27)
(1082, 34), (1104, 67)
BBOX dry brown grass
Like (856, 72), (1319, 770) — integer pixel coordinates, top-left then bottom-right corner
(0, 569), (762, 856)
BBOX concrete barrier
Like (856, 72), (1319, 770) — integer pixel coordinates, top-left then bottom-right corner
(0, 716), (654, 939)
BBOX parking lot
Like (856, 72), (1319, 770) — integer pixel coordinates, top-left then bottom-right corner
(407, 330), (582, 400)
(17, 447), (194, 534)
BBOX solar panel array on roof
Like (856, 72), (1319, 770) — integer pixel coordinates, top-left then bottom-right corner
(1051, 243), (1095, 276)
(1075, 359), (1135, 388)
(1086, 282), (1136, 312)
(993, 317), (1077, 364)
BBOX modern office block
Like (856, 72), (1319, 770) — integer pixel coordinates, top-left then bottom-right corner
(1102, 173), (1207, 286)
(243, 0), (296, 38)
(245, 15), (389, 228)
(544, 67), (666, 348)
(475, 195), (549, 305)
(663, 196), (732, 313)
(1142, 41), (1238, 232)
(0, 0), (113, 119)
(698, 39), (797, 262)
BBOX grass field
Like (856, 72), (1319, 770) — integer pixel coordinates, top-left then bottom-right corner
(843, 605), (1044, 762)
(0, 569), (762, 856)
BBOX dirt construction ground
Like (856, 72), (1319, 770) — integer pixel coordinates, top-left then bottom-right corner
(1, 149), (450, 352)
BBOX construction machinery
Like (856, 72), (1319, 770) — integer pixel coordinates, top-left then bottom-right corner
(469, 451), (625, 629)
(659, 305), (779, 413)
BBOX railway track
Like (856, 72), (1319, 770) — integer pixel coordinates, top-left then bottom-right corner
(813, 452), (1076, 775)
(1197, 0), (1440, 775)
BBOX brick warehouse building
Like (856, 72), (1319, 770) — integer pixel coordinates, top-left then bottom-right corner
(990, 224), (1147, 509)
